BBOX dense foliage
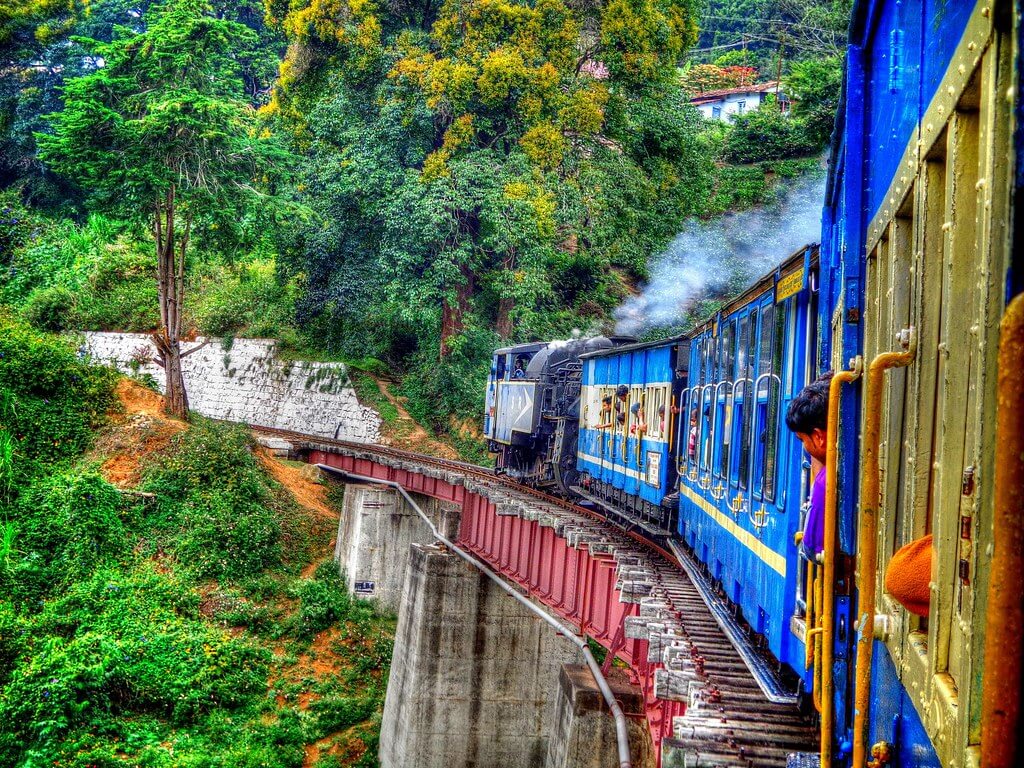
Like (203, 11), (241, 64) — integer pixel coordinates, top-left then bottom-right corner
(0, 317), (394, 767)
(0, 0), (851, 758)
(1, 0), (847, 434)
(265, 0), (712, 416)
(1, 0), (283, 208)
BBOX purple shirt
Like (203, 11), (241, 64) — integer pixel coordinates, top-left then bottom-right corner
(804, 469), (826, 556)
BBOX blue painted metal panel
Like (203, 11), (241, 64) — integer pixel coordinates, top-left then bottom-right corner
(870, 642), (942, 767)
(863, 0), (924, 220)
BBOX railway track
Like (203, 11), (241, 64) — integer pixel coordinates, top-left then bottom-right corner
(252, 427), (819, 767)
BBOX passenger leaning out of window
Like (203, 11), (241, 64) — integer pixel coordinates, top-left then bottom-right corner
(784, 377), (832, 562)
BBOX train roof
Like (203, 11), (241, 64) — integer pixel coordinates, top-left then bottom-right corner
(578, 334), (686, 360)
(688, 243), (818, 335)
(493, 341), (549, 356)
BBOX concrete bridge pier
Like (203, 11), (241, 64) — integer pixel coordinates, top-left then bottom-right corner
(333, 484), (459, 613)
(380, 542), (586, 768)
(544, 666), (655, 768)
(333, 482), (648, 768)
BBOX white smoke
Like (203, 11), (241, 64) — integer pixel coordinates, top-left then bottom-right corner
(614, 172), (826, 336)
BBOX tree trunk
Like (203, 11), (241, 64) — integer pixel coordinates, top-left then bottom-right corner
(496, 296), (514, 340)
(439, 265), (475, 359)
(152, 186), (192, 420)
(155, 333), (190, 417)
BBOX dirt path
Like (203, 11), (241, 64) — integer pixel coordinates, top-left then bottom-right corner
(369, 375), (462, 460)
(93, 379), (187, 487)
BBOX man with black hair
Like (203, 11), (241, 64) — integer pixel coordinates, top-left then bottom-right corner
(614, 385), (628, 425)
(785, 378), (831, 559)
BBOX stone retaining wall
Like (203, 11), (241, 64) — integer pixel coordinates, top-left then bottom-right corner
(82, 332), (381, 442)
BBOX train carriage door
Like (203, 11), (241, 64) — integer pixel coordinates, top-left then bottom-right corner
(866, 21), (1012, 763)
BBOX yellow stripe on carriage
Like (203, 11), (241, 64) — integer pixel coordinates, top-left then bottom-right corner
(679, 483), (787, 577)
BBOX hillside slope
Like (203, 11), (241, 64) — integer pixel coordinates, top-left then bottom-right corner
(0, 317), (393, 768)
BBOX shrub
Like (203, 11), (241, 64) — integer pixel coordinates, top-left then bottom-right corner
(0, 314), (118, 488)
(20, 283), (77, 330)
(11, 472), (131, 600)
(0, 567), (270, 761)
(143, 422), (285, 580)
(192, 260), (299, 338)
(75, 243), (160, 331)
(721, 99), (819, 164)
(292, 562), (353, 638)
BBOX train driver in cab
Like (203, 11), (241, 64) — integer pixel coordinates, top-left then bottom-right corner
(784, 378), (831, 561)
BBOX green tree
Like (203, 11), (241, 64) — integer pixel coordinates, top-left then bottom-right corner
(720, 97), (817, 163)
(37, 0), (292, 418)
(784, 55), (842, 146)
(273, 0), (705, 377)
(1, 0), (283, 207)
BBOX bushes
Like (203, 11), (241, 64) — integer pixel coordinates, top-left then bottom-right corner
(0, 567), (270, 762)
(9, 473), (131, 603)
(0, 314), (118, 491)
(191, 260), (299, 339)
(143, 423), (286, 580)
(721, 100), (819, 164)
(0, 325), (395, 768)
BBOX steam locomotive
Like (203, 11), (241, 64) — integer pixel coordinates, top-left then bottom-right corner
(484, 0), (1024, 764)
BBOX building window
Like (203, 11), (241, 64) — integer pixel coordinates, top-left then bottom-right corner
(736, 100), (746, 114)
(712, 105), (722, 120)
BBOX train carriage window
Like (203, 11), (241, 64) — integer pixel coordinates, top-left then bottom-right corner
(590, 386), (609, 429)
(763, 304), (786, 501)
(708, 335), (716, 385)
(700, 385), (714, 472)
(753, 303), (779, 499)
(738, 309), (757, 490)
(717, 322), (735, 479)
(645, 385), (669, 440)
(630, 386), (644, 439)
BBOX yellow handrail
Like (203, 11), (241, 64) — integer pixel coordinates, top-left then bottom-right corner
(667, 394), (676, 454)
(852, 343), (914, 768)
(981, 295), (1024, 768)
(805, 558), (817, 669)
(820, 359), (863, 767)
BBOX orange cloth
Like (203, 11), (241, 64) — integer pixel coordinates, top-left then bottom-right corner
(884, 534), (933, 618)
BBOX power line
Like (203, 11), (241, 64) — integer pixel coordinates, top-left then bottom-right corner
(700, 13), (844, 36)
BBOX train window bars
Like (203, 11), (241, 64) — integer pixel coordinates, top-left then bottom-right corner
(753, 302), (781, 502)
(645, 384), (669, 440)
(717, 321), (735, 481)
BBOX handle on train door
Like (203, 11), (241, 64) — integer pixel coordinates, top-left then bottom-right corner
(853, 333), (916, 768)
(820, 357), (864, 768)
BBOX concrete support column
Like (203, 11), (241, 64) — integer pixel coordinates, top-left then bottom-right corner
(333, 484), (435, 613)
(545, 665), (655, 768)
(380, 543), (584, 768)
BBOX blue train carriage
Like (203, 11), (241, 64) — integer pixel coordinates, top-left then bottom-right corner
(574, 337), (689, 535)
(815, 0), (1022, 765)
(675, 244), (821, 685)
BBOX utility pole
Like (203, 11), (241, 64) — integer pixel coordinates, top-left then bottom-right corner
(774, 31), (785, 108)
